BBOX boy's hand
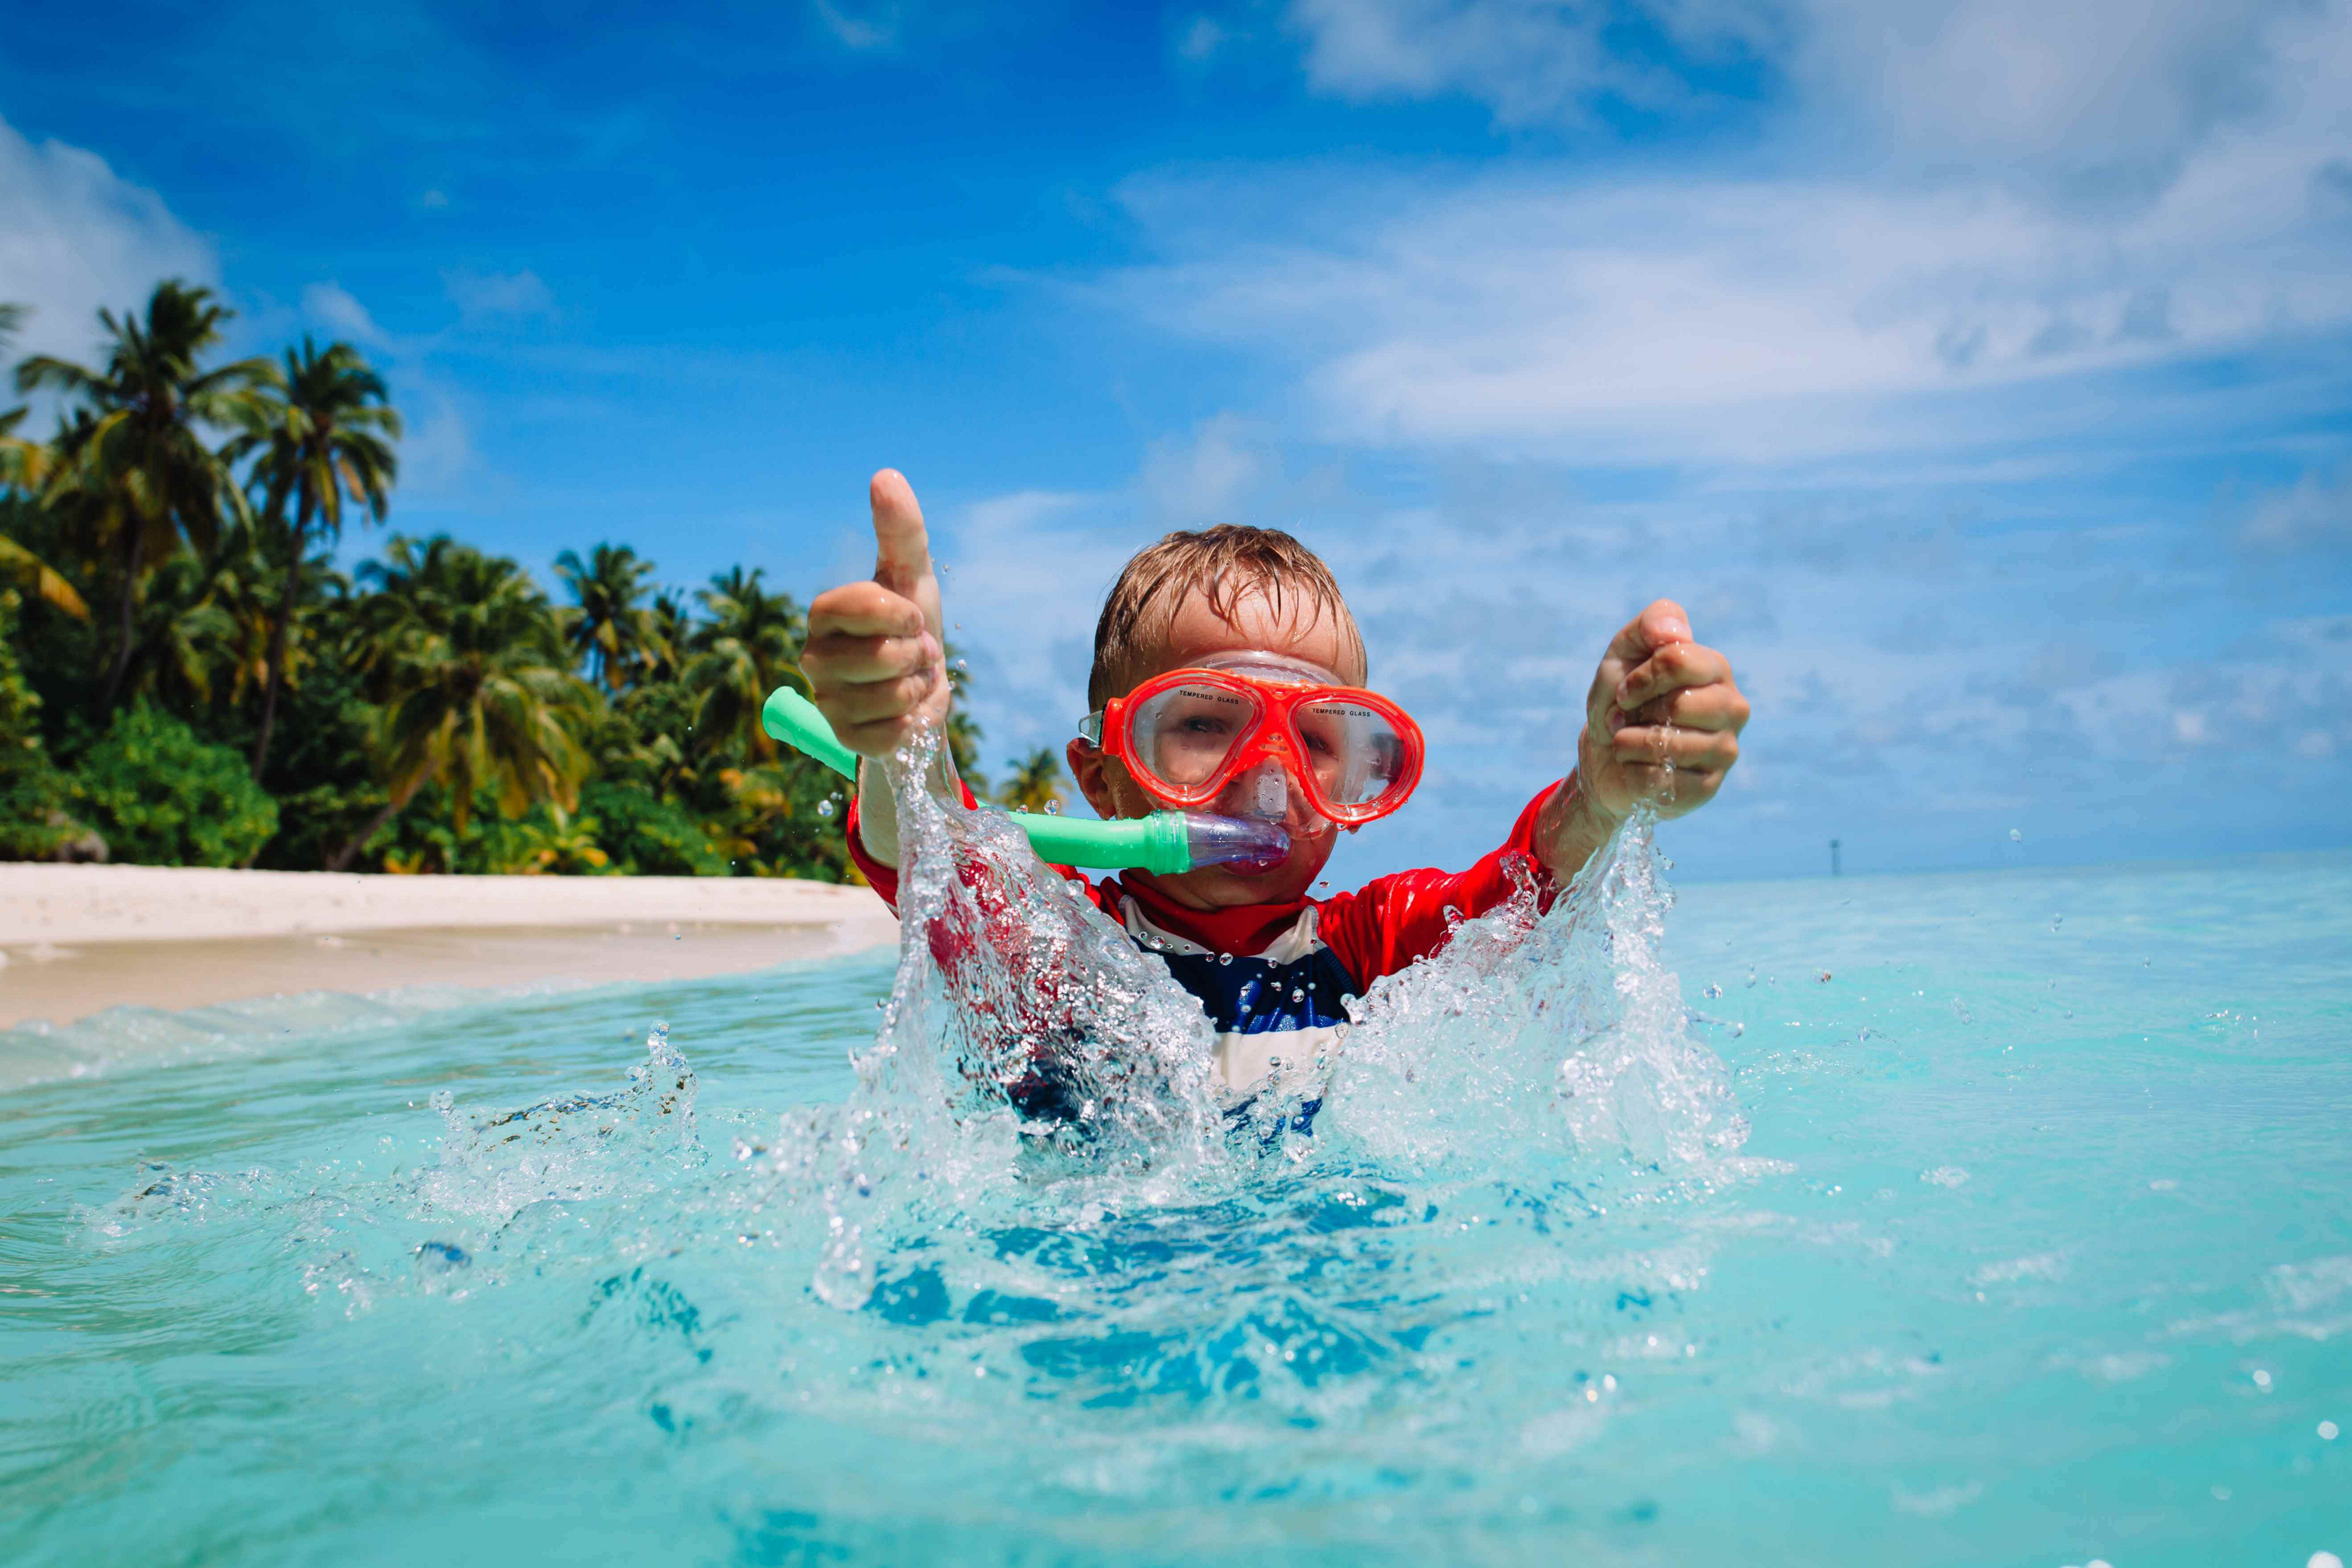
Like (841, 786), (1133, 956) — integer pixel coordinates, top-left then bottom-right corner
(802, 470), (950, 759)
(1577, 599), (1747, 825)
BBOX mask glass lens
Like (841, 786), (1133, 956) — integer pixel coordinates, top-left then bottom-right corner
(1294, 699), (1410, 811)
(1126, 680), (1262, 794)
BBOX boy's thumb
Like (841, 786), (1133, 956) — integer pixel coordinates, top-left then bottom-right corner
(869, 469), (933, 596)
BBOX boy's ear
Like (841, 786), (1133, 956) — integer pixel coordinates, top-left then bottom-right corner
(1066, 738), (1121, 820)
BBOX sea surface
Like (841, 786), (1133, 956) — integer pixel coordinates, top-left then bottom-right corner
(1, 846), (2347, 1567)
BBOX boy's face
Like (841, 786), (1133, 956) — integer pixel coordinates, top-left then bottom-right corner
(1066, 586), (1364, 913)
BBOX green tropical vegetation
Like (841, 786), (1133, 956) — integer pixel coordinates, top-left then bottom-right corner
(1, 279), (1065, 878)
(997, 746), (1069, 814)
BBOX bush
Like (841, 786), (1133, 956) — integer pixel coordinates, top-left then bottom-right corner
(0, 590), (78, 860)
(70, 702), (279, 867)
(582, 781), (729, 876)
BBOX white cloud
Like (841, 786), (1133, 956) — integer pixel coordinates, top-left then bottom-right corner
(1279, 0), (2325, 189)
(1790, 0), (2315, 186)
(1286, 0), (1779, 124)
(1178, 15), (1233, 62)
(301, 281), (387, 346)
(2237, 467), (2352, 552)
(0, 113), (218, 365)
(934, 487), (1138, 772)
(1141, 413), (1275, 521)
(440, 267), (556, 324)
(813, 0), (900, 51)
(1106, 66), (2351, 465)
(378, 384), (479, 502)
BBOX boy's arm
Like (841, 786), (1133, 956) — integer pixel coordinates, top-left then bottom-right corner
(802, 470), (952, 869)
(1322, 600), (1747, 988)
(1319, 783), (1563, 987)
(1532, 598), (1747, 881)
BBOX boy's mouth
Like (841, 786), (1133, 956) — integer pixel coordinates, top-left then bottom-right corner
(1222, 850), (1290, 878)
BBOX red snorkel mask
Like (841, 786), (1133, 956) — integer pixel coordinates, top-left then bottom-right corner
(1079, 654), (1424, 828)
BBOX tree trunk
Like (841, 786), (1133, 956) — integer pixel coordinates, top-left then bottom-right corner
(327, 765), (432, 873)
(99, 524), (144, 711)
(250, 510), (309, 781)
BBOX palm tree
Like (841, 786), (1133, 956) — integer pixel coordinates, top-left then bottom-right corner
(189, 523), (340, 711)
(553, 543), (666, 692)
(225, 337), (399, 780)
(684, 566), (804, 759)
(328, 535), (595, 871)
(995, 746), (1068, 813)
(113, 551), (239, 714)
(14, 282), (275, 706)
(0, 304), (89, 621)
(642, 589), (692, 683)
(0, 514), (89, 621)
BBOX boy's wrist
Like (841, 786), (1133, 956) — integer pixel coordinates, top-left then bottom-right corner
(1561, 770), (1621, 833)
(1536, 771), (1615, 878)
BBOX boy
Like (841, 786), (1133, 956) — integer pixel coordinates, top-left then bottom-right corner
(804, 470), (1748, 1105)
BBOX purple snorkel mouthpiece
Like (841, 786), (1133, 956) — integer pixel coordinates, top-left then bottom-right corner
(1181, 812), (1291, 871)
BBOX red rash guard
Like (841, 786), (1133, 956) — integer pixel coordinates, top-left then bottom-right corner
(844, 783), (1562, 1100)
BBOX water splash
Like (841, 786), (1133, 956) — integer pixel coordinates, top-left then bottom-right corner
(1316, 807), (1745, 1179)
(787, 729), (1744, 1308)
(801, 729), (1225, 1309)
(419, 1020), (704, 1222)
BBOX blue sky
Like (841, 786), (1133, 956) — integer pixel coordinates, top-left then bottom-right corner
(4, 0), (2348, 882)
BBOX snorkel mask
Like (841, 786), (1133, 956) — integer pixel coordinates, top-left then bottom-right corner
(1079, 650), (1425, 830)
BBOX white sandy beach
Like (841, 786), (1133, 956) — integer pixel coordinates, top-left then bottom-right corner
(0, 865), (897, 1029)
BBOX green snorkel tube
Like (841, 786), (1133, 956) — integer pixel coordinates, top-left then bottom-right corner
(761, 686), (1291, 875)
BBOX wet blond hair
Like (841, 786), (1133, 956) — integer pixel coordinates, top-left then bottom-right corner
(1088, 525), (1367, 709)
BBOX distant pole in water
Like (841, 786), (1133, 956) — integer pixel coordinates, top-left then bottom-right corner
(1829, 838), (1842, 878)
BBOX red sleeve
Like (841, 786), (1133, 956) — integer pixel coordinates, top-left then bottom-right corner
(1316, 780), (1562, 989)
(843, 783), (922, 914)
(843, 785), (1121, 1102)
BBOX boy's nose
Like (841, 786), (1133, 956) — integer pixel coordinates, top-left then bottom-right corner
(1217, 760), (1328, 835)
(1247, 761), (1286, 820)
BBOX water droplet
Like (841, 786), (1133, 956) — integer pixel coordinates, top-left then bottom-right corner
(954, 658), (967, 672)
(2253, 1368), (2273, 1389)
(1042, 800), (1061, 814)
(817, 799), (835, 817)
(2009, 828), (2022, 841)
(1218, 953), (1233, 966)
(2319, 1420), (2339, 1440)
(1290, 987), (1304, 1003)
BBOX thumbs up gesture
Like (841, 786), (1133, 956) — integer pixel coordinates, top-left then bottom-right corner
(803, 470), (952, 759)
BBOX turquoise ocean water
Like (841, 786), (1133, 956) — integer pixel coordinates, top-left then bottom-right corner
(1, 847), (2347, 1566)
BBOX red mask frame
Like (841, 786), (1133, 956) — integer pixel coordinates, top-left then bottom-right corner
(1085, 666), (1425, 826)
